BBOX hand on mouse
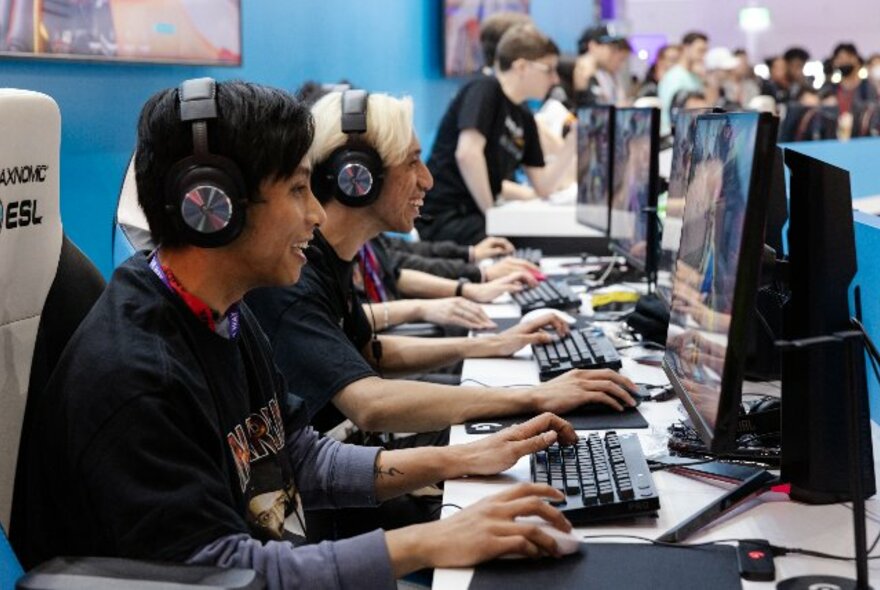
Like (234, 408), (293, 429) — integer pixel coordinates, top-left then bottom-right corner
(484, 257), (540, 282)
(530, 368), (638, 413)
(385, 482), (574, 574)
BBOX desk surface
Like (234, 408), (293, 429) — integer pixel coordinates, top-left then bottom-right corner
(433, 260), (880, 589)
(485, 198), (603, 239)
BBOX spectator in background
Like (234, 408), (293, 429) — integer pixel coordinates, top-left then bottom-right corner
(606, 37), (634, 104)
(730, 49), (761, 106)
(658, 31), (709, 134)
(784, 47), (813, 98)
(478, 10), (533, 75)
(761, 55), (791, 103)
(867, 53), (880, 96)
(572, 25), (618, 106)
(638, 44), (681, 98)
(820, 42), (878, 114)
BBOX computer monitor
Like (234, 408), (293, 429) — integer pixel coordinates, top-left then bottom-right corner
(782, 149), (876, 503)
(656, 108), (713, 305)
(663, 112), (778, 452)
(609, 107), (660, 276)
(576, 105), (615, 234)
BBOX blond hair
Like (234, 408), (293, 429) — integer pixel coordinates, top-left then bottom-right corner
(309, 91), (414, 168)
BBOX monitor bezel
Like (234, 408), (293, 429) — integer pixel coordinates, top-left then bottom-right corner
(662, 111), (779, 452)
(575, 104), (616, 235)
(608, 107), (660, 276)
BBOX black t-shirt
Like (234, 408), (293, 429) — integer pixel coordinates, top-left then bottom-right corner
(421, 76), (544, 221)
(18, 255), (308, 569)
(247, 230), (377, 434)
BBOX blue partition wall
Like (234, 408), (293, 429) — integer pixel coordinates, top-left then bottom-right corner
(853, 211), (880, 423)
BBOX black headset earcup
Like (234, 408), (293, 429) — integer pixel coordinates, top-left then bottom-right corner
(166, 154), (247, 248)
(325, 145), (385, 208)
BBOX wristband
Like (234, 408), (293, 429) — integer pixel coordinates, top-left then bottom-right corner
(455, 277), (471, 297)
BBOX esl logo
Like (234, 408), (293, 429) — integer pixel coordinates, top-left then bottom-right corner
(0, 197), (42, 235)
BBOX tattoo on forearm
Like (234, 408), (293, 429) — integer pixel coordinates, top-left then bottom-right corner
(374, 464), (404, 479)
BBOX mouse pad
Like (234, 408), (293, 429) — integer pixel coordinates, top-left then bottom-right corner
(469, 543), (740, 590)
(465, 405), (648, 434)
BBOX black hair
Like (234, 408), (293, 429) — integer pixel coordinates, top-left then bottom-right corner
(135, 80), (314, 248)
(832, 42), (861, 62)
(783, 47), (810, 63)
(681, 31), (708, 46)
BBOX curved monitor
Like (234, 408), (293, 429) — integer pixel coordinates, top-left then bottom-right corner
(662, 111), (778, 451)
(609, 107), (659, 274)
(575, 105), (615, 234)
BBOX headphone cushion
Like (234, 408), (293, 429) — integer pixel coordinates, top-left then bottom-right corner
(166, 154), (247, 248)
(321, 145), (385, 208)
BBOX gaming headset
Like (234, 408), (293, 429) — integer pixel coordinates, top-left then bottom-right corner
(165, 77), (248, 248)
(311, 89), (385, 207)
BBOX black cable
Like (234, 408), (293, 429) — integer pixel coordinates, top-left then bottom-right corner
(431, 502), (464, 519)
(460, 378), (534, 388)
(648, 458), (718, 472)
(616, 342), (666, 351)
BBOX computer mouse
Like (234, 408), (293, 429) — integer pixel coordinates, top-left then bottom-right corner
(520, 308), (578, 326)
(529, 269), (548, 282)
(498, 519), (582, 559)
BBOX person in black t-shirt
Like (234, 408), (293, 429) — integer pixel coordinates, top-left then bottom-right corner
(417, 24), (576, 244)
(16, 78), (604, 588)
(248, 90), (637, 440)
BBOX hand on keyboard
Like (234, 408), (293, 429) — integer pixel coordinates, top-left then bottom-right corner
(530, 368), (638, 414)
(454, 412), (578, 476)
(484, 256), (540, 282)
(420, 297), (497, 330)
(473, 236), (515, 260)
(474, 312), (572, 357)
(463, 270), (539, 302)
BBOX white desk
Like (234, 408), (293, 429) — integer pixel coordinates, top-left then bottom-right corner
(433, 281), (880, 589)
(853, 194), (880, 215)
(485, 200), (603, 239)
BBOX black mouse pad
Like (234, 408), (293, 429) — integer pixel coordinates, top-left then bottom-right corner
(465, 405), (648, 434)
(469, 543), (740, 590)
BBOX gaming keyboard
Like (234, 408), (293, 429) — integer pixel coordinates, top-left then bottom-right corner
(512, 279), (580, 314)
(533, 326), (622, 381)
(513, 247), (543, 265)
(531, 431), (660, 524)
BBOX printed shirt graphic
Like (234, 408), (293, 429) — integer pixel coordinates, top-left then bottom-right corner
(227, 399), (307, 543)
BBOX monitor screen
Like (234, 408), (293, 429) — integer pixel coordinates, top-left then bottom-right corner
(657, 108), (713, 304)
(0, 0), (241, 65)
(609, 107), (659, 272)
(443, 0), (530, 77)
(663, 112), (774, 450)
(576, 105), (614, 233)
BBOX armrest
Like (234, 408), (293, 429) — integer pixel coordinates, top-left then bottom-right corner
(16, 556), (263, 590)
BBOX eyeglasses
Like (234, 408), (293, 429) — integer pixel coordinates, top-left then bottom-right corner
(528, 60), (556, 75)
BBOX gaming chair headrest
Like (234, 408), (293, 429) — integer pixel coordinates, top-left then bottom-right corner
(0, 89), (62, 529)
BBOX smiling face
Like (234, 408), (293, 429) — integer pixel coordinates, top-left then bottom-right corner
(372, 135), (433, 233)
(229, 162), (327, 288)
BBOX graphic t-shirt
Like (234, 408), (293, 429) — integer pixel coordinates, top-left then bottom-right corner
(420, 75), (544, 223)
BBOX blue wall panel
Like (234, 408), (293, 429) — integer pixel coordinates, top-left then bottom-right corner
(1, 0), (593, 277)
(780, 137), (880, 201)
(853, 211), (880, 422)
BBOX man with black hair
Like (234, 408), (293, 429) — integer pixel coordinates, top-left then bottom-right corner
(17, 79), (602, 588)
(783, 47), (812, 97)
(658, 31), (709, 133)
(418, 25), (576, 244)
(820, 42), (877, 114)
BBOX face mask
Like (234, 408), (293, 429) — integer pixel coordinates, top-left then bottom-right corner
(871, 66), (880, 82)
(838, 64), (855, 77)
